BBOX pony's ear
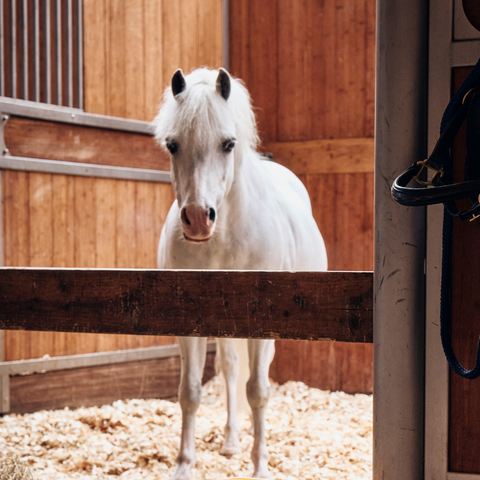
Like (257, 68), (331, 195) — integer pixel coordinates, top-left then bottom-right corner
(216, 68), (231, 101)
(172, 69), (186, 98)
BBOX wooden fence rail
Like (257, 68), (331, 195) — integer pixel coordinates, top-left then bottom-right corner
(0, 269), (373, 343)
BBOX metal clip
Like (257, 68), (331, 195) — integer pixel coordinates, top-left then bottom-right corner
(413, 159), (444, 186)
(470, 195), (480, 222)
(463, 88), (476, 105)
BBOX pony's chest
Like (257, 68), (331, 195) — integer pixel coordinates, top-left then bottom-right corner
(167, 233), (283, 270)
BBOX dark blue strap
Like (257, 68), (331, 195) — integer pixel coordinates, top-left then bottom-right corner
(440, 59), (480, 379)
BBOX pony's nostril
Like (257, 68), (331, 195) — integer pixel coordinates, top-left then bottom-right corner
(207, 208), (216, 223)
(181, 208), (191, 225)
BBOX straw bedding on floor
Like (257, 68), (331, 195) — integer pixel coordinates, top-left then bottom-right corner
(0, 376), (372, 479)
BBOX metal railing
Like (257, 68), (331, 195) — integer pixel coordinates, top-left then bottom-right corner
(0, 0), (83, 108)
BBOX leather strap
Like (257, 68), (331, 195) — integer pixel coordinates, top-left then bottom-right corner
(391, 88), (480, 220)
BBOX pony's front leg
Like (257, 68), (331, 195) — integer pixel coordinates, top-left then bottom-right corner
(216, 338), (242, 455)
(247, 339), (275, 480)
(169, 336), (207, 480)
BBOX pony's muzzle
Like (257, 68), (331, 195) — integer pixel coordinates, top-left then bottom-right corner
(181, 205), (216, 243)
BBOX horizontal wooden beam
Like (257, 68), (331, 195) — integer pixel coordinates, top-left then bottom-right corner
(8, 352), (216, 414)
(261, 137), (374, 175)
(3, 116), (170, 172)
(0, 342), (215, 376)
(0, 269), (373, 343)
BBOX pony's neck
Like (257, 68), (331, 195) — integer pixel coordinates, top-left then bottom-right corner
(225, 145), (262, 213)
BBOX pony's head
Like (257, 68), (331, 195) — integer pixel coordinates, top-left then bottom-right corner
(154, 68), (258, 243)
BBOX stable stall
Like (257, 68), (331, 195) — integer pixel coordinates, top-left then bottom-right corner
(0, 0), (375, 415)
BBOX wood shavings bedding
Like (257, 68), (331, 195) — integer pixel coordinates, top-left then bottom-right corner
(0, 376), (372, 479)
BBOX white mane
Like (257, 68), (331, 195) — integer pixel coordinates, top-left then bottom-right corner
(153, 68), (259, 153)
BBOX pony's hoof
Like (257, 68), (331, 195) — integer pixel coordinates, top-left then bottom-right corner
(252, 470), (272, 480)
(220, 442), (242, 456)
(168, 462), (192, 480)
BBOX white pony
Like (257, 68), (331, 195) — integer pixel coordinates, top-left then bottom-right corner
(154, 68), (327, 480)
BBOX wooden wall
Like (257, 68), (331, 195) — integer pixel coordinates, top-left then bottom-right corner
(448, 67), (480, 474)
(1, 0), (223, 361)
(2, 171), (175, 360)
(229, 0), (376, 393)
(83, 0), (223, 121)
(2, 0), (375, 394)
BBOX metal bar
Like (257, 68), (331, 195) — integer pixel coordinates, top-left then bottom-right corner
(44, 0), (51, 104)
(33, 0), (40, 102)
(0, 97), (154, 133)
(66, 0), (72, 107)
(0, 0), (4, 97)
(76, 0), (83, 109)
(21, 0), (27, 100)
(0, 342), (216, 376)
(374, 0), (428, 479)
(55, 0), (61, 105)
(0, 155), (171, 183)
(10, 0), (16, 98)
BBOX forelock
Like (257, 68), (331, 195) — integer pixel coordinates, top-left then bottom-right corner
(154, 68), (259, 151)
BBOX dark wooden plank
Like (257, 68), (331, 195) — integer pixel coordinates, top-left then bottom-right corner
(9, 352), (216, 414)
(0, 269), (373, 343)
(463, 0), (480, 31)
(448, 67), (480, 474)
(4, 116), (170, 171)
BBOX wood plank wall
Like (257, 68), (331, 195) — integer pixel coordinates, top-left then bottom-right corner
(229, 0), (376, 393)
(448, 67), (480, 474)
(83, 0), (223, 121)
(2, 0), (375, 394)
(2, 172), (175, 360)
(1, 0), (223, 362)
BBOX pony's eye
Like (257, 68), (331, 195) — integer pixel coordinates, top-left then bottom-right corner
(166, 140), (179, 154)
(222, 140), (235, 153)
